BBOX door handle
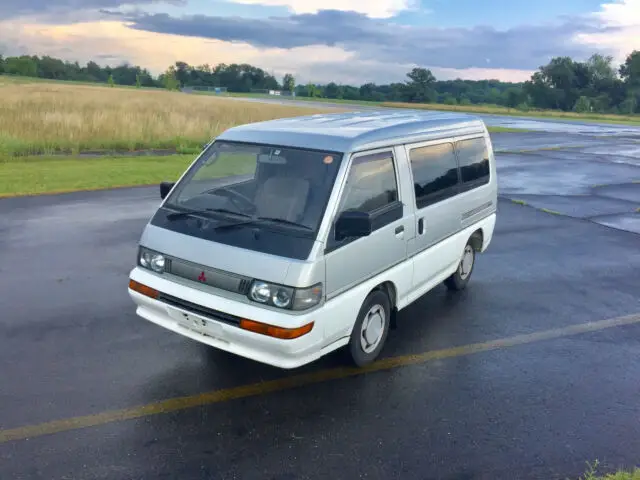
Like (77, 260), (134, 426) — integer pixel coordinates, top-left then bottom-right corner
(395, 225), (404, 235)
(418, 218), (424, 235)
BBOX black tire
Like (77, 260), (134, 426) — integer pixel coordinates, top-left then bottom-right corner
(348, 289), (391, 367)
(444, 241), (476, 291)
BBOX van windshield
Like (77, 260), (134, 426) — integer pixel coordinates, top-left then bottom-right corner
(163, 140), (344, 234)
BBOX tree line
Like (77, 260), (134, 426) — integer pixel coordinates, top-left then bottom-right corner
(1, 50), (639, 114)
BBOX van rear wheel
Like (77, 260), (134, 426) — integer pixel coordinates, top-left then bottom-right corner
(444, 241), (475, 291)
(348, 290), (391, 367)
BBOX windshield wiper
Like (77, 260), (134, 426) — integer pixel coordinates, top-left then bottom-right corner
(256, 217), (313, 230)
(166, 207), (250, 221)
(214, 216), (313, 232)
(213, 218), (259, 231)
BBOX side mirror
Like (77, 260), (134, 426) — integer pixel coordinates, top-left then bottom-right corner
(335, 210), (372, 241)
(160, 181), (175, 200)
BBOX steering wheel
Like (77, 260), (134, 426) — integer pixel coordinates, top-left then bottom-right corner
(208, 186), (257, 214)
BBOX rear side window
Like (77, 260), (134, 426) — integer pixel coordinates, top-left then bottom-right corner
(338, 151), (398, 214)
(456, 137), (490, 186)
(408, 142), (459, 208)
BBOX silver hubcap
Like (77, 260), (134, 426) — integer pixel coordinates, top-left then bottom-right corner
(360, 304), (385, 353)
(459, 245), (474, 280)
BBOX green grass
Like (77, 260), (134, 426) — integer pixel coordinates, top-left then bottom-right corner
(225, 92), (376, 107)
(583, 468), (640, 480)
(0, 73), (160, 91)
(0, 154), (196, 197)
(540, 207), (562, 215)
(0, 151), (261, 197)
(579, 461), (640, 480)
(487, 126), (532, 133)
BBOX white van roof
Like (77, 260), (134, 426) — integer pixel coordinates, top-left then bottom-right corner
(216, 109), (486, 153)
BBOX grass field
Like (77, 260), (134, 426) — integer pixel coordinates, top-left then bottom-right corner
(0, 80), (340, 196)
(1, 75), (621, 197)
(0, 78), (533, 197)
(0, 81), (334, 157)
(0, 154), (195, 197)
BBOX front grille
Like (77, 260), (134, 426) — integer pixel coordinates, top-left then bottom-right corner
(237, 278), (251, 294)
(164, 256), (253, 296)
(157, 292), (242, 326)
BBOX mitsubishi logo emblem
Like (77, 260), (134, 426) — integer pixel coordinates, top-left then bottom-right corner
(198, 271), (206, 282)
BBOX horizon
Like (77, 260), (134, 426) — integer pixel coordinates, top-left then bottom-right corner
(0, 1), (638, 85)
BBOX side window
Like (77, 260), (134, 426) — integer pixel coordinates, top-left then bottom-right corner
(456, 137), (490, 186)
(408, 142), (459, 208)
(338, 151), (399, 214)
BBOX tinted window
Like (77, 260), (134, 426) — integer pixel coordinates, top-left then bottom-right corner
(456, 137), (490, 184)
(408, 142), (459, 207)
(338, 151), (398, 213)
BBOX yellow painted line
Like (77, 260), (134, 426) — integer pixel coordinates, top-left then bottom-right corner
(1, 312), (639, 444)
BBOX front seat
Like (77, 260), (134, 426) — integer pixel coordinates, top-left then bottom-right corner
(253, 176), (310, 223)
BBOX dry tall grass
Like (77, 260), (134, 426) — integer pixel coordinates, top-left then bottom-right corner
(0, 82), (336, 156)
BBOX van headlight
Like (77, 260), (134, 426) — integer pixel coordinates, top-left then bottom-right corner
(138, 247), (166, 274)
(248, 281), (323, 311)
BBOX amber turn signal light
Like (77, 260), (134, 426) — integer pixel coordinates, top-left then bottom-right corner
(240, 318), (313, 340)
(129, 279), (159, 299)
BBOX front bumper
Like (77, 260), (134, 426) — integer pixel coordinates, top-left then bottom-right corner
(127, 267), (338, 369)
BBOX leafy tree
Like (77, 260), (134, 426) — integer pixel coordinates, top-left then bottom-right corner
(405, 67), (436, 103)
(324, 82), (341, 98)
(619, 96), (638, 114)
(162, 67), (180, 90)
(619, 50), (640, 87)
(587, 54), (616, 83)
(305, 83), (319, 97)
(282, 73), (295, 93)
(1, 50), (639, 116)
(4, 56), (38, 76)
(504, 87), (525, 108)
(573, 96), (591, 113)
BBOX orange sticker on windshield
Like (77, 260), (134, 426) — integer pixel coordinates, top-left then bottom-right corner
(323, 156), (334, 164)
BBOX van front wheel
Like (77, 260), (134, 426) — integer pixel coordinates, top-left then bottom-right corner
(444, 242), (475, 291)
(348, 290), (391, 367)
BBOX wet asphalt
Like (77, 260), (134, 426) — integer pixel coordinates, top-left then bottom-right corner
(1, 131), (640, 480)
(220, 95), (640, 137)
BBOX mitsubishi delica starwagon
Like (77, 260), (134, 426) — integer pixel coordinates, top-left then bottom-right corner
(128, 110), (498, 369)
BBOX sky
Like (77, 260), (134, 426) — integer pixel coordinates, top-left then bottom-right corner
(0, 0), (638, 85)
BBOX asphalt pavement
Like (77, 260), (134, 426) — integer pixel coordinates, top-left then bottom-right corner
(1, 130), (640, 480)
(218, 95), (640, 137)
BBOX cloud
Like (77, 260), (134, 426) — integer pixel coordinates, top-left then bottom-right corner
(574, 0), (640, 62)
(0, 0), (183, 21)
(111, 9), (617, 72)
(1, 1), (637, 86)
(0, 19), (534, 84)
(225, 0), (416, 18)
(593, 0), (640, 27)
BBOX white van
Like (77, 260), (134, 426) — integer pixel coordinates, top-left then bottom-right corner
(128, 110), (497, 369)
